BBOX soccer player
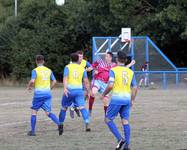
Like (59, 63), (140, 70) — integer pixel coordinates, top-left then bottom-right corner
(138, 62), (149, 87)
(102, 51), (138, 150)
(27, 55), (60, 136)
(88, 52), (116, 116)
(58, 53), (91, 135)
(69, 50), (92, 118)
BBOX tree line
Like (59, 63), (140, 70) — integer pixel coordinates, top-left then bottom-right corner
(0, 0), (186, 81)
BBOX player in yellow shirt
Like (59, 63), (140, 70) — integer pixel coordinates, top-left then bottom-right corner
(27, 55), (60, 136)
(102, 51), (138, 150)
(58, 53), (91, 135)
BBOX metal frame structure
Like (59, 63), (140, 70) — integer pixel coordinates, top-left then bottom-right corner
(92, 36), (187, 88)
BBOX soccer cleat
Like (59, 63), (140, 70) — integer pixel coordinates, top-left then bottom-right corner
(27, 131), (36, 136)
(58, 124), (64, 136)
(69, 107), (75, 119)
(74, 107), (80, 117)
(85, 123), (91, 132)
(115, 139), (125, 150)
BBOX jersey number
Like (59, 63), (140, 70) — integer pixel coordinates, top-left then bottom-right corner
(41, 70), (49, 80)
(73, 71), (79, 79)
(122, 71), (128, 85)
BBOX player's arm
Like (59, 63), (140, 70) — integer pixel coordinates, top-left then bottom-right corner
(63, 67), (70, 97)
(102, 70), (115, 97)
(131, 74), (138, 106)
(83, 70), (90, 94)
(85, 61), (93, 72)
(27, 70), (36, 91)
(126, 60), (136, 68)
(50, 72), (56, 90)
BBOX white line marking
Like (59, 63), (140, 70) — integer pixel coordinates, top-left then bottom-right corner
(0, 102), (30, 106)
(0, 119), (49, 127)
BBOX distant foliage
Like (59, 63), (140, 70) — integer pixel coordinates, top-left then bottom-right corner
(0, 0), (186, 80)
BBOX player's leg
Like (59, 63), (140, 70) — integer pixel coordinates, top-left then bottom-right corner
(138, 77), (143, 87)
(89, 80), (100, 115)
(144, 74), (149, 87)
(100, 81), (109, 115)
(120, 102), (131, 149)
(42, 97), (60, 126)
(75, 91), (91, 132)
(28, 97), (42, 136)
(58, 94), (72, 135)
(105, 104), (125, 150)
(28, 109), (38, 136)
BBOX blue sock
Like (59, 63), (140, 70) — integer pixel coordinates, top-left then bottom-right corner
(107, 121), (122, 142)
(80, 108), (89, 124)
(31, 115), (36, 134)
(123, 124), (131, 145)
(59, 109), (66, 124)
(48, 113), (60, 125)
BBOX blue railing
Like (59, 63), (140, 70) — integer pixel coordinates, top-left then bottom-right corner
(135, 71), (187, 88)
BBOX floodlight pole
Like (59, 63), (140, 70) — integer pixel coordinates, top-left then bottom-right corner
(15, 0), (17, 17)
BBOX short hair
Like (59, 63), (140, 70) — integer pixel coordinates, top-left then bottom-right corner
(117, 51), (127, 63)
(76, 50), (83, 55)
(70, 53), (79, 62)
(35, 55), (44, 62)
(106, 51), (113, 58)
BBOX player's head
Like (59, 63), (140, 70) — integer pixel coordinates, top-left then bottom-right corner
(35, 55), (44, 65)
(117, 51), (127, 64)
(77, 50), (84, 63)
(71, 53), (79, 63)
(105, 52), (113, 63)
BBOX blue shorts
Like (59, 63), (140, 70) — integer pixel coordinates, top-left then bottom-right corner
(31, 96), (52, 112)
(93, 80), (107, 94)
(106, 101), (131, 120)
(61, 89), (85, 108)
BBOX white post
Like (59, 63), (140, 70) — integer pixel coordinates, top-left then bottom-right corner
(15, 0), (17, 17)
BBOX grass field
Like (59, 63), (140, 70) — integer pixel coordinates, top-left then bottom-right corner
(0, 87), (187, 150)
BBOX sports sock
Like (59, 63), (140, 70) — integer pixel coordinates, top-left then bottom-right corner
(80, 108), (89, 124)
(89, 96), (95, 111)
(48, 113), (60, 125)
(59, 109), (66, 124)
(123, 124), (130, 145)
(31, 115), (36, 134)
(104, 106), (108, 115)
(107, 120), (122, 142)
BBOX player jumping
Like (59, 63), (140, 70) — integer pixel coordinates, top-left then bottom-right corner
(58, 53), (91, 135)
(27, 55), (60, 136)
(102, 51), (138, 150)
(89, 52), (135, 116)
(88, 52), (116, 116)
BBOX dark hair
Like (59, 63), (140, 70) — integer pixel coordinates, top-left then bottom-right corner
(70, 53), (79, 62)
(35, 55), (44, 62)
(76, 50), (83, 55)
(117, 51), (127, 63)
(125, 56), (132, 65)
(107, 51), (113, 58)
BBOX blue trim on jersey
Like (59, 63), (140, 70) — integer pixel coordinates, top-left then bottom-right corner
(83, 70), (87, 78)
(50, 72), (56, 81)
(86, 61), (91, 68)
(31, 70), (37, 79)
(63, 67), (69, 77)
